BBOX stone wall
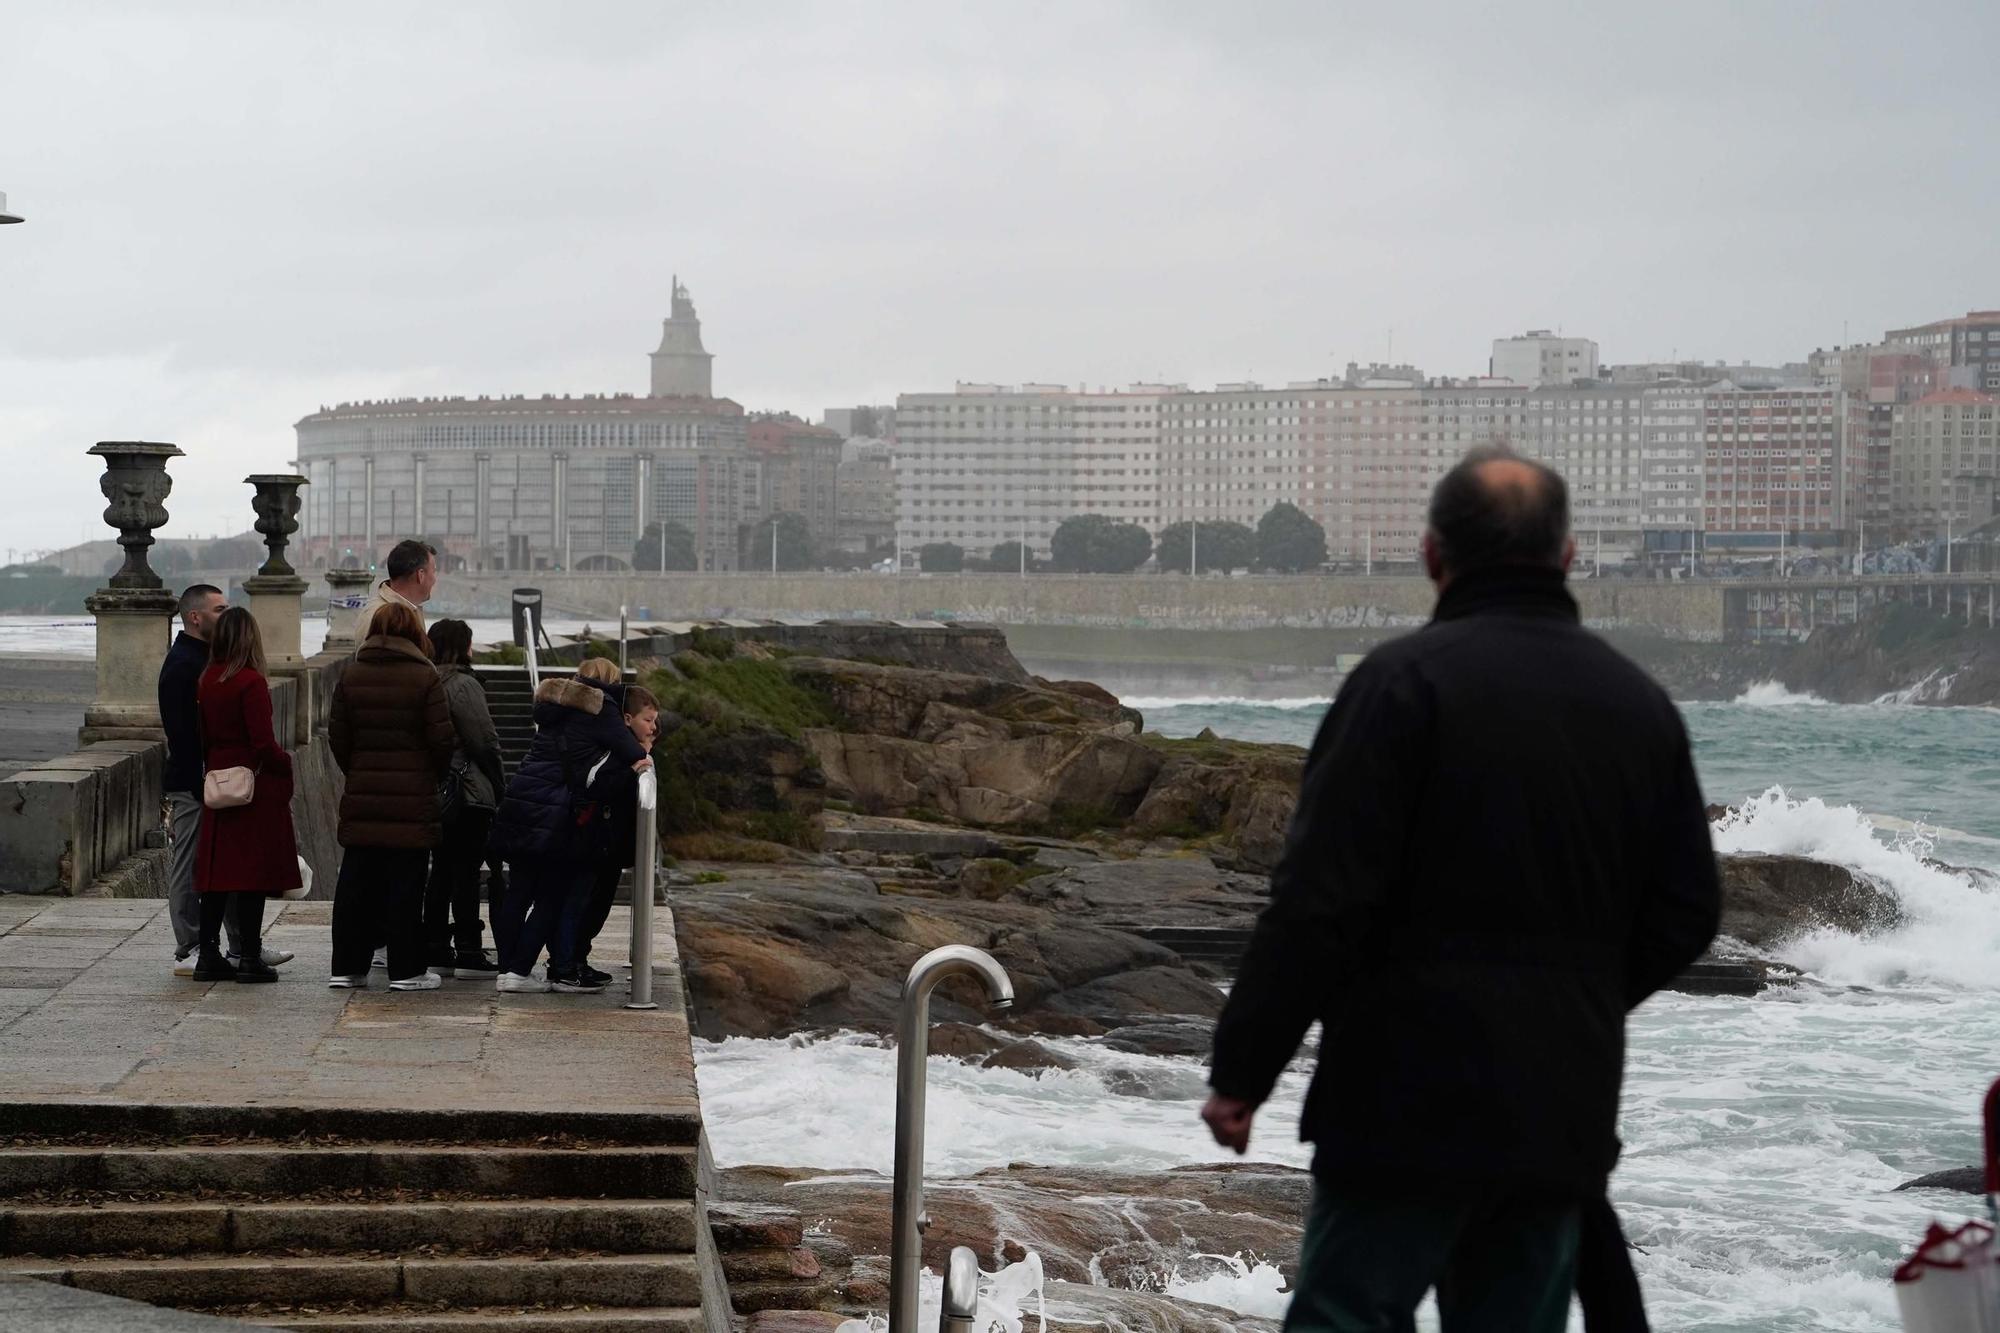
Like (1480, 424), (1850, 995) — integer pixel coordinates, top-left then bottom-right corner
(385, 570), (1731, 643)
(0, 652), (349, 898)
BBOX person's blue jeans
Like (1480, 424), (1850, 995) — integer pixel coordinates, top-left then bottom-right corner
(497, 857), (588, 977)
(1283, 1183), (1579, 1333)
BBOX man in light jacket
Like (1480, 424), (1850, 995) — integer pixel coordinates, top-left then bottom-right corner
(355, 538), (437, 643)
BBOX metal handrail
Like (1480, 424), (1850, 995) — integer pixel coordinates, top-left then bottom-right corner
(618, 605), (629, 678)
(626, 767), (658, 1011)
(523, 625), (542, 694)
(889, 946), (1013, 1333)
(939, 1246), (981, 1333)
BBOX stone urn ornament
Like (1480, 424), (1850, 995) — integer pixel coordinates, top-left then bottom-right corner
(89, 441), (185, 590)
(245, 473), (308, 577)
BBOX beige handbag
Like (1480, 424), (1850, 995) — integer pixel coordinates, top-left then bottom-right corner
(203, 765), (256, 809)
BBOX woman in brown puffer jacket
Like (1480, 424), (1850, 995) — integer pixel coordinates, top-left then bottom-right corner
(328, 601), (455, 991)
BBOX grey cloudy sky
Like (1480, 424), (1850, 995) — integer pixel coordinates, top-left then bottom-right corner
(3, 0), (1995, 552)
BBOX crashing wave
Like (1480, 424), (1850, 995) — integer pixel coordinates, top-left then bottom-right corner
(1731, 681), (1831, 707)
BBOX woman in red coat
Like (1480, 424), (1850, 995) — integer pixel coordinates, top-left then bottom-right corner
(191, 607), (301, 982)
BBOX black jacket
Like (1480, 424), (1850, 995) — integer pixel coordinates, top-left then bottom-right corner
(489, 676), (645, 864)
(157, 631), (208, 795)
(1208, 566), (1720, 1196)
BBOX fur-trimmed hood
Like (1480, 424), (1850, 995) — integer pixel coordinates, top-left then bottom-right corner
(534, 676), (605, 715)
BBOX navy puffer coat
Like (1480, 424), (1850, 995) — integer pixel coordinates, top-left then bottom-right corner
(489, 676), (646, 863)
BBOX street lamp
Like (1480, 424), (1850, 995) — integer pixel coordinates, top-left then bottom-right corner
(0, 192), (22, 225)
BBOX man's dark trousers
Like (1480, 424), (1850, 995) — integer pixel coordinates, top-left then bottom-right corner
(1284, 1186), (1578, 1333)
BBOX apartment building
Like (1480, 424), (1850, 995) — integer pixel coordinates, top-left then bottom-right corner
(1491, 331), (1599, 387)
(1699, 387), (1848, 554)
(1885, 311), (2000, 393)
(746, 414), (843, 556)
(1889, 389), (2000, 540)
(891, 384), (1168, 558)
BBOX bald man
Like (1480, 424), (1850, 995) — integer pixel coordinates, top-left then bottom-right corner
(1203, 448), (1720, 1332)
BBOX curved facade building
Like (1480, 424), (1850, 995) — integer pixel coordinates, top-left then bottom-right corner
(294, 281), (753, 572)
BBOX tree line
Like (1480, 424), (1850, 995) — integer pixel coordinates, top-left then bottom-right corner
(630, 503), (1333, 575)
(919, 503), (1330, 574)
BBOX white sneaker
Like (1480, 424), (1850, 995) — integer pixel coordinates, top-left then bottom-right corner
(371, 949), (388, 970)
(328, 974), (368, 988)
(228, 948), (296, 968)
(496, 971), (551, 993)
(173, 953), (196, 978)
(388, 971), (443, 991)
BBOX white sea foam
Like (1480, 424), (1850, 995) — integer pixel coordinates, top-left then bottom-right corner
(1163, 1256), (1293, 1319)
(1732, 681), (1832, 707)
(1712, 787), (2000, 989)
(1121, 694), (1332, 712)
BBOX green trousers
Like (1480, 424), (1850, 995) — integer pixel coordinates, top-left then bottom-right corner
(1283, 1184), (1579, 1333)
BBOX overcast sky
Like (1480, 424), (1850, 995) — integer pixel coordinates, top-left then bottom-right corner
(3, 1), (1996, 553)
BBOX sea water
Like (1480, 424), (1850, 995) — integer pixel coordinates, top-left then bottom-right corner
(698, 690), (2000, 1332)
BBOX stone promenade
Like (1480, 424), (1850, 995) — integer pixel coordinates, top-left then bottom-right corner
(0, 894), (700, 1121)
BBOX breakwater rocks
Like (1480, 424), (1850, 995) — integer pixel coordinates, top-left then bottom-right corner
(669, 817), (1908, 1046)
(714, 1161), (1306, 1330)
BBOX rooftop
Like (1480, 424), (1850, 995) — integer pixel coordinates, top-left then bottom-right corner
(298, 392), (744, 425)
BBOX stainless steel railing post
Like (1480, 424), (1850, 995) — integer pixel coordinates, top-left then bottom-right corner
(619, 604), (629, 677)
(626, 767), (659, 1010)
(524, 627), (541, 694)
(939, 1246), (981, 1333)
(889, 946), (1013, 1333)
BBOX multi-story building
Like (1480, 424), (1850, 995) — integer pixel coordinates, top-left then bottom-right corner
(891, 384), (1168, 559)
(295, 282), (754, 572)
(1605, 359), (1812, 389)
(1157, 383), (1653, 566)
(1639, 389), (1706, 557)
(835, 441), (896, 558)
(1699, 386), (1848, 556)
(1491, 331), (1598, 387)
(1885, 311), (2000, 394)
(1889, 389), (2000, 541)
(745, 414), (843, 557)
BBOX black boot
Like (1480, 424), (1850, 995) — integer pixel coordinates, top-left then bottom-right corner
(191, 947), (237, 982)
(229, 896), (275, 983)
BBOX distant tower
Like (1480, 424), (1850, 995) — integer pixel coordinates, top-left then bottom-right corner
(649, 276), (715, 398)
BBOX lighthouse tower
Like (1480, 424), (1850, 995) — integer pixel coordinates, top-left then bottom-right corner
(648, 276), (715, 398)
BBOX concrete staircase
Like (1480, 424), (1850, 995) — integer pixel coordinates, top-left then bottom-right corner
(0, 1104), (720, 1333)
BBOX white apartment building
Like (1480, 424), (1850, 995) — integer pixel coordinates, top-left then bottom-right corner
(1158, 384), (1652, 565)
(891, 383), (1168, 558)
(1640, 389), (1706, 540)
(1889, 388), (2000, 539)
(1491, 331), (1599, 387)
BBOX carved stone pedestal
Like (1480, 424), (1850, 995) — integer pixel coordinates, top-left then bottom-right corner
(243, 473), (310, 671)
(322, 567), (375, 653)
(79, 441), (184, 745)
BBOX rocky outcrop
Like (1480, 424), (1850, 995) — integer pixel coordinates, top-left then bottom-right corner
(1716, 853), (1902, 949)
(717, 1161), (1309, 1293)
(776, 654), (1302, 869)
(1896, 1167), (1986, 1194)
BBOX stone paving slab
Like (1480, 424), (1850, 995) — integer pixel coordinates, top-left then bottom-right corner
(0, 897), (701, 1126)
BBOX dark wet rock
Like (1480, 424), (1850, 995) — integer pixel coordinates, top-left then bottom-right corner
(982, 1039), (1080, 1073)
(1718, 853), (1903, 947)
(1896, 1167), (1985, 1194)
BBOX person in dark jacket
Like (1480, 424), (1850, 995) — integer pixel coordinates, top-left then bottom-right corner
(422, 619), (506, 976)
(550, 684), (661, 991)
(488, 659), (648, 993)
(1202, 448), (1720, 1332)
(328, 603), (457, 990)
(189, 608), (302, 983)
(158, 583), (277, 972)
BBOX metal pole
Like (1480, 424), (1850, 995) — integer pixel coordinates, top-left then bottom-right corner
(940, 1247), (981, 1333)
(772, 518), (778, 575)
(619, 605), (629, 678)
(890, 946), (1014, 1333)
(627, 768), (658, 1010)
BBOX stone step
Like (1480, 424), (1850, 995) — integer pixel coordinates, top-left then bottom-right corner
(0, 1145), (699, 1201)
(3, 1252), (703, 1311)
(258, 1306), (705, 1332)
(0, 1198), (697, 1257)
(0, 1102), (698, 1146)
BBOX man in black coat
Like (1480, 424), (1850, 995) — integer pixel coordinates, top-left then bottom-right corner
(1203, 449), (1720, 1331)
